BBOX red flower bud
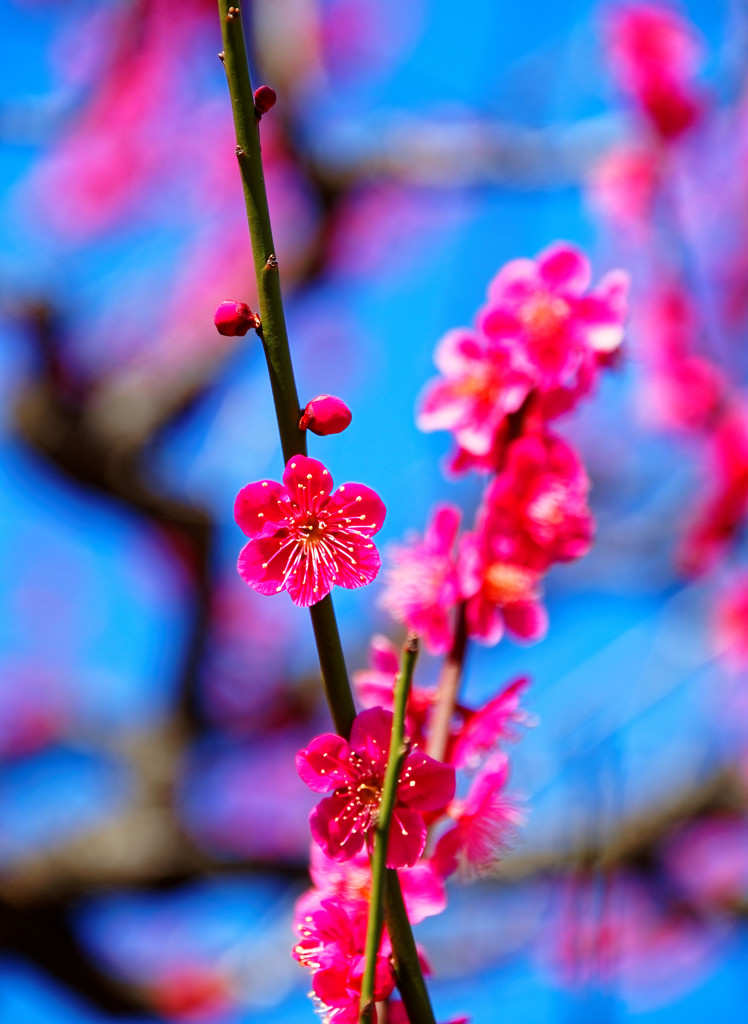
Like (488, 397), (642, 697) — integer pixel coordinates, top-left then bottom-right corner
(299, 395), (352, 435)
(214, 300), (258, 337)
(254, 85), (277, 117)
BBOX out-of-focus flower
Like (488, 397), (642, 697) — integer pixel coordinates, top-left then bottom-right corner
(713, 575), (748, 668)
(296, 706), (455, 868)
(588, 145), (661, 231)
(665, 815), (748, 907)
(450, 677), (531, 770)
(477, 243), (629, 418)
(432, 754), (522, 877)
(604, 3), (704, 139)
(417, 329), (532, 457)
(234, 456), (385, 606)
(353, 635), (435, 748)
(380, 505), (462, 653)
(482, 431), (594, 564)
(458, 533), (548, 646)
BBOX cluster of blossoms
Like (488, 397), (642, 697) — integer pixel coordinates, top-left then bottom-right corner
(228, 242), (624, 1022)
(382, 242), (628, 652)
(291, 668), (528, 1022)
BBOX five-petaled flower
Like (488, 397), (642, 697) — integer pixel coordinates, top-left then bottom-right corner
(234, 456), (386, 607)
(297, 706), (456, 869)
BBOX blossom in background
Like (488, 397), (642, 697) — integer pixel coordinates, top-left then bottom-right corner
(296, 706), (455, 868)
(234, 456), (386, 607)
(417, 328), (532, 457)
(604, 2), (704, 140)
(477, 243), (629, 418)
(713, 575), (748, 669)
(458, 530), (549, 646)
(380, 505), (462, 653)
(432, 754), (522, 878)
(482, 430), (594, 565)
(450, 677), (531, 770)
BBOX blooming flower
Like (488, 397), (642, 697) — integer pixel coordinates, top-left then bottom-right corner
(417, 328), (532, 456)
(234, 456), (386, 607)
(380, 505), (462, 653)
(482, 431), (594, 564)
(293, 895), (395, 1023)
(296, 706), (455, 868)
(432, 754), (522, 878)
(450, 677), (532, 770)
(477, 243), (629, 418)
(458, 531), (549, 646)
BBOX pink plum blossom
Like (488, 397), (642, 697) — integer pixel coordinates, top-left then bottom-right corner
(664, 815), (748, 907)
(450, 677), (532, 770)
(604, 3), (704, 140)
(417, 329), (532, 456)
(482, 431), (594, 564)
(713, 575), (748, 669)
(432, 754), (522, 878)
(296, 706), (455, 868)
(458, 532), (549, 647)
(293, 895), (395, 1022)
(380, 505), (462, 653)
(234, 456), (385, 607)
(477, 243), (629, 418)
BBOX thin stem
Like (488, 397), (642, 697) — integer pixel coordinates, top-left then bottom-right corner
(360, 636), (424, 1024)
(216, 6), (436, 1021)
(427, 602), (468, 762)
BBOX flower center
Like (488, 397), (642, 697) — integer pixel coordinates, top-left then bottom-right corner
(518, 295), (569, 346)
(483, 562), (536, 605)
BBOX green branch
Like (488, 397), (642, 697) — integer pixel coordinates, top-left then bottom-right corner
(216, 6), (434, 1021)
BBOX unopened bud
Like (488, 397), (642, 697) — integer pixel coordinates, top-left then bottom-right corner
(299, 395), (352, 436)
(254, 85), (277, 118)
(214, 300), (259, 337)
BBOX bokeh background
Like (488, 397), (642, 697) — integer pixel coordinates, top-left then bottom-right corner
(2, 0), (748, 1021)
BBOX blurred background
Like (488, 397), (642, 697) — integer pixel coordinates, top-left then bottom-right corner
(3, 0), (748, 1020)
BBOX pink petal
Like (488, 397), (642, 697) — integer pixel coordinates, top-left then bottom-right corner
(369, 635), (400, 675)
(503, 600), (548, 641)
(398, 862), (448, 923)
(537, 242), (591, 295)
(350, 706), (393, 767)
(466, 593), (504, 645)
(426, 505), (461, 553)
(310, 794), (367, 861)
(398, 749), (456, 812)
(282, 455), (334, 501)
(237, 536), (292, 596)
(417, 378), (470, 433)
(477, 305), (522, 339)
(386, 807), (427, 868)
(284, 558), (336, 607)
(431, 826), (461, 878)
(296, 733), (352, 792)
(433, 328), (484, 377)
(457, 534), (485, 598)
(329, 482), (387, 534)
(234, 480), (288, 538)
(487, 258), (540, 307)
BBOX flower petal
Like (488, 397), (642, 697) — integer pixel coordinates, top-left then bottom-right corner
(503, 600), (548, 641)
(398, 749), (456, 812)
(234, 480), (289, 538)
(386, 807), (427, 868)
(282, 455), (334, 504)
(349, 706), (393, 770)
(537, 242), (591, 295)
(296, 733), (352, 792)
(310, 794), (366, 862)
(237, 535), (293, 596)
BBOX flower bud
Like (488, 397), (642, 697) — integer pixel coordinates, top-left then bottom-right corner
(299, 395), (352, 435)
(214, 300), (258, 337)
(254, 85), (277, 117)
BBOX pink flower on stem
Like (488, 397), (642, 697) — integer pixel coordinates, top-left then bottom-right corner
(296, 706), (455, 868)
(380, 505), (462, 653)
(234, 456), (385, 607)
(293, 895), (395, 1022)
(477, 243), (629, 417)
(450, 676), (532, 770)
(458, 531), (549, 647)
(417, 329), (532, 456)
(432, 754), (522, 878)
(483, 431), (594, 564)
